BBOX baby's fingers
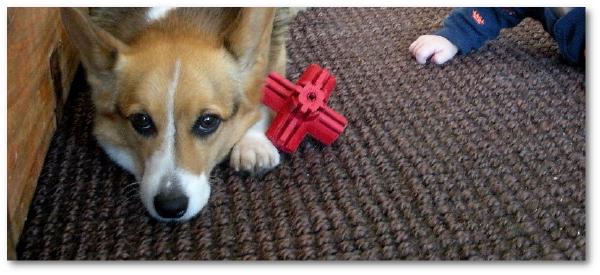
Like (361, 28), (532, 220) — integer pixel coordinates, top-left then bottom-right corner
(413, 43), (436, 64)
(409, 38), (421, 53)
(430, 49), (454, 65)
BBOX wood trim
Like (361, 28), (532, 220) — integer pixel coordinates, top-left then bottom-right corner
(7, 7), (82, 259)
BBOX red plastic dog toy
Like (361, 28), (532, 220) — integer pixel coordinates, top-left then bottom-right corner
(261, 64), (348, 153)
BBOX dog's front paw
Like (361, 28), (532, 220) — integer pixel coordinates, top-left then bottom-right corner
(230, 132), (280, 176)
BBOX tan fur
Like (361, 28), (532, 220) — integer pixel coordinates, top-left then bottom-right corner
(61, 7), (293, 182)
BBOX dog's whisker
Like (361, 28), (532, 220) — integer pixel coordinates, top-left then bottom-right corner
(120, 188), (138, 198)
(122, 181), (140, 189)
(117, 194), (141, 205)
(122, 186), (139, 194)
(120, 182), (140, 192)
(121, 188), (138, 195)
(121, 188), (138, 197)
(117, 189), (139, 201)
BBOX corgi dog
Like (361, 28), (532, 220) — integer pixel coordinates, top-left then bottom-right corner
(60, 7), (298, 221)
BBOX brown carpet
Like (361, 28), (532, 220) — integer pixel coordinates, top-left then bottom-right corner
(17, 7), (586, 260)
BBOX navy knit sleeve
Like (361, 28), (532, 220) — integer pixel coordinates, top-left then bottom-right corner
(434, 8), (529, 54)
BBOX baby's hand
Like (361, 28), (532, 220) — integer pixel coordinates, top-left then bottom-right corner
(409, 35), (458, 65)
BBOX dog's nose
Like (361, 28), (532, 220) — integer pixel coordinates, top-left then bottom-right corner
(153, 174), (188, 219)
(153, 191), (188, 219)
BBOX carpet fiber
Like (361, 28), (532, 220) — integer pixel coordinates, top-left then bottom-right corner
(17, 8), (586, 260)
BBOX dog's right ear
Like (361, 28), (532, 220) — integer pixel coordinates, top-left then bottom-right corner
(221, 8), (275, 69)
(60, 8), (128, 74)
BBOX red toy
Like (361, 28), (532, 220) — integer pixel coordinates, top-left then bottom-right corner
(261, 64), (348, 153)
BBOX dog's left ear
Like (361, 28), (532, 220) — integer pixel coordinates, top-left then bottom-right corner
(223, 8), (275, 68)
(60, 8), (129, 75)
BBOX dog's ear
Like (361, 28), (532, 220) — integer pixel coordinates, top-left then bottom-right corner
(60, 8), (129, 74)
(222, 8), (275, 68)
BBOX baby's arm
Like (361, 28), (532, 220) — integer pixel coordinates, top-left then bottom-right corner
(410, 8), (529, 64)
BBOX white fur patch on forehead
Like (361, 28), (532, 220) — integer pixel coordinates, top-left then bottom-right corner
(146, 7), (176, 22)
(164, 59), (181, 154)
(140, 59), (182, 217)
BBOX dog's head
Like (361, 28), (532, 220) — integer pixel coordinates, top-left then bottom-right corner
(61, 8), (274, 221)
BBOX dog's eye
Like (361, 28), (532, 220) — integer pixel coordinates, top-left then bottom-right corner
(192, 113), (221, 137)
(128, 113), (156, 137)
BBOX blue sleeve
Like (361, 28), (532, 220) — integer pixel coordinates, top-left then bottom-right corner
(434, 8), (530, 54)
